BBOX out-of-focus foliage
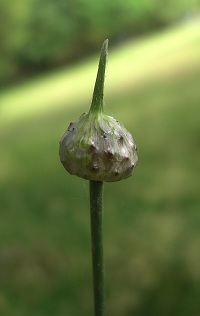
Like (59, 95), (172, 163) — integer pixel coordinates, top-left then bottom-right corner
(0, 0), (199, 86)
(0, 21), (200, 315)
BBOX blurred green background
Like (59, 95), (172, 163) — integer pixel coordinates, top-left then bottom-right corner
(1, 0), (200, 315)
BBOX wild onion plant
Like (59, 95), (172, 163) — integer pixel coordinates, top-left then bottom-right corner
(59, 40), (138, 316)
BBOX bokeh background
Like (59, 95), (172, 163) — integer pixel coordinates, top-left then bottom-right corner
(1, 0), (200, 315)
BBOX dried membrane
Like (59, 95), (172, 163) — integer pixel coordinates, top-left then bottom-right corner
(59, 111), (138, 182)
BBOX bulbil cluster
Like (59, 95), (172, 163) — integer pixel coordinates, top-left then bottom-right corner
(59, 40), (138, 182)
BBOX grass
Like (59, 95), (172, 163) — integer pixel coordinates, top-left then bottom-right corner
(0, 20), (200, 315)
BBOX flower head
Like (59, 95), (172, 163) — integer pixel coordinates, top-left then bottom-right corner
(59, 40), (138, 182)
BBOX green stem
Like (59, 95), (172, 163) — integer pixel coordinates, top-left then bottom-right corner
(89, 180), (105, 316)
(90, 39), (108, 114)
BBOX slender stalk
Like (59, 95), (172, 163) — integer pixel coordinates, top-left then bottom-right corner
(89, 180), (105, 316)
